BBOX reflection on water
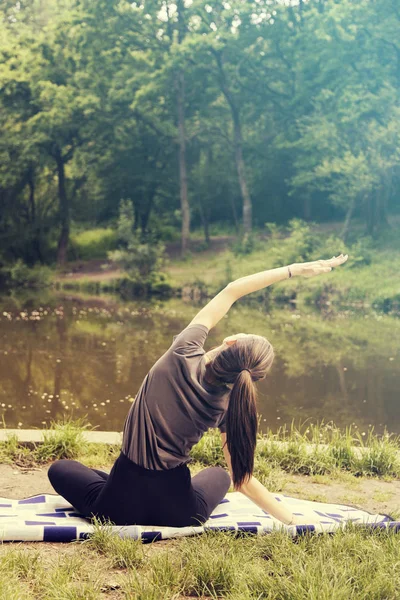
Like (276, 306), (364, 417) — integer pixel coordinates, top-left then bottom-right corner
(0, 292), (399, 436)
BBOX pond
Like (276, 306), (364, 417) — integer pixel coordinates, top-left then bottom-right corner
(0, 291), (399, 437)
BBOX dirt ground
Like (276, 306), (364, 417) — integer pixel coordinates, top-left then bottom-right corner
(1, 462), (399, 519)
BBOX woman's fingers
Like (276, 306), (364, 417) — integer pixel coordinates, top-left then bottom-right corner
(327, 253), (347, 260)
(307, 254), (348, 268)
(325, 254), (348, 265)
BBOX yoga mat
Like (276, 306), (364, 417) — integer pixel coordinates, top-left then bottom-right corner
(0, 491), (398, 543)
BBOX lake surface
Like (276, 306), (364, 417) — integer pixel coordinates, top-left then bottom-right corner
(0, 291), (399, 437)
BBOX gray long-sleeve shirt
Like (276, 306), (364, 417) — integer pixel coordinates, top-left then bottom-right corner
(121, 323), (229, 470)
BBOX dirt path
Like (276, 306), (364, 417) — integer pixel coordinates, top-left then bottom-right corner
(56, 236), (236, 281)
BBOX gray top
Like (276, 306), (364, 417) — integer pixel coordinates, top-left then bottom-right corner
(121, 323), (230, 470)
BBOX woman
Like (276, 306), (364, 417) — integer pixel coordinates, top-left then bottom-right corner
(48, 253), (348, 528)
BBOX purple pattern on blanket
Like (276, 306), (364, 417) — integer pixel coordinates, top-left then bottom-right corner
(25, 521), (56, 526)
(18, 495), (46, 504)
(0, 491), (398, 544)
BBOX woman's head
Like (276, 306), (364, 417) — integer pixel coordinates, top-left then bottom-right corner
(205, 333), (274, 490)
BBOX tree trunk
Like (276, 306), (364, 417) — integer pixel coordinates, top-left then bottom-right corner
(214, 51), (252, 237)
(198, 193), (210, 245)
(54, 147), (70, 266)
(233, 112), (252, 236)
(140, 184), (157, 236)
(340, 195), (357, 243)
(27, 166), (44, 263)
(177, 70), (190, 254)
(27, 166), (35, 223)
(228, 187), (240, 233)
(176, 0), (190, 255)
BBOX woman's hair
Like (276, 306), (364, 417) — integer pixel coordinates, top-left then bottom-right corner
(208, 335), (274, 489)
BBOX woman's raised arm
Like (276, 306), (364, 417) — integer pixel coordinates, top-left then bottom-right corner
(189, 254), (348, 331)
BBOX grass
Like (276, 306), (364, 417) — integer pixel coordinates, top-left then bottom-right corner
(2, 416), (400, 479)
(55, 216), (400, 313)
(2, 525), (400, 599)
(1, 417), (400, 598)
(68, 227), (118, 261)
(166, 221), (400, 313)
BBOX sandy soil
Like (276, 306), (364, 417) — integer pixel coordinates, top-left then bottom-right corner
(1, 462), (399, 518)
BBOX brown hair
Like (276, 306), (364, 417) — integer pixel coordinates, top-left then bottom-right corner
(208, 335), (274, 489)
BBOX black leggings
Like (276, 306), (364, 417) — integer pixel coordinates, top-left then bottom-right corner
(47, 450), (231, 527)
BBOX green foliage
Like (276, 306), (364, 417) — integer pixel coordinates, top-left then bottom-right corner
(69, 228), (118, 261)
(82, 517), (145, 569)
(110, 243), (166, 282)
(109, 200), (170, 296)
(33, 416), (92, 463)
(116, 200), (135, 247)
(1, 260), (52, 289)
(188, 421), (400, 479)
(0, 0), (399, 275)
(189, 427), (225, 466)
(230, 232), (261, 256)
(265, 219), (323, 267)
(344, 236), (374, 268)
(150, 223), (180, 243)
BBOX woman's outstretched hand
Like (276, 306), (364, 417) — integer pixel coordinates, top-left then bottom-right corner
(290, 253), (348, 278)
(288, 514), (323, 527)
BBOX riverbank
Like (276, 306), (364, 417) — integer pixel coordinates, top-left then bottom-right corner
(54, 217), (400, 313)
(1, 419), (400, 599)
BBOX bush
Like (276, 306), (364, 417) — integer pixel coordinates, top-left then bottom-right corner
(264, 219), (373, 274)
(69, 228), (118, 261)
(109, 200), (170, 296)
(264, 218), (322, 267)
(230, 232), (261, 256)
(110, 236), (167, 281)
(346, 236), (373, 268)
(151, 223), (180, 243)
(2, 260), (52, 289)
(117, 273), (173, 298)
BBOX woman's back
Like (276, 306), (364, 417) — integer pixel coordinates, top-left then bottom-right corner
(121, 323), (229, 470)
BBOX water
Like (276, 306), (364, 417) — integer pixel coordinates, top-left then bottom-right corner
(0, 291), (399, 436)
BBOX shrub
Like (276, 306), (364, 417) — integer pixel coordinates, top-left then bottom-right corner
(264, 218), (322, 267)
(109, 200), (169, 296)
(230, 232), (261, 256)
(69, 228), (118, 260)
(2, 260), (52, 289)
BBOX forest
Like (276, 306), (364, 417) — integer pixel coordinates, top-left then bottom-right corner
(0, 0), (399, 270)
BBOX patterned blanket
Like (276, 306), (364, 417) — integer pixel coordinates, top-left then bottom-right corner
(0, 491), (398, 543)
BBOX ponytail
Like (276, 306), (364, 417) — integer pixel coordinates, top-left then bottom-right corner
(226, 370), (257, 489)
(208, 333), (274, 490)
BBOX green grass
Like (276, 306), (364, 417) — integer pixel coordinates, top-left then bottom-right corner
(2, 416), (400, 479)
(167, 218), (400, 312)
(68, 227), (118, 261)
(54, 218), (400, 311)
(2, 525), (400, 599)
(1, 416), (400, 598)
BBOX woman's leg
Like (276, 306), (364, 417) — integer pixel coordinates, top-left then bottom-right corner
(90, 468), (109, 480)
(47, 459), (108, 517)
(190, 466), (231, 524)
